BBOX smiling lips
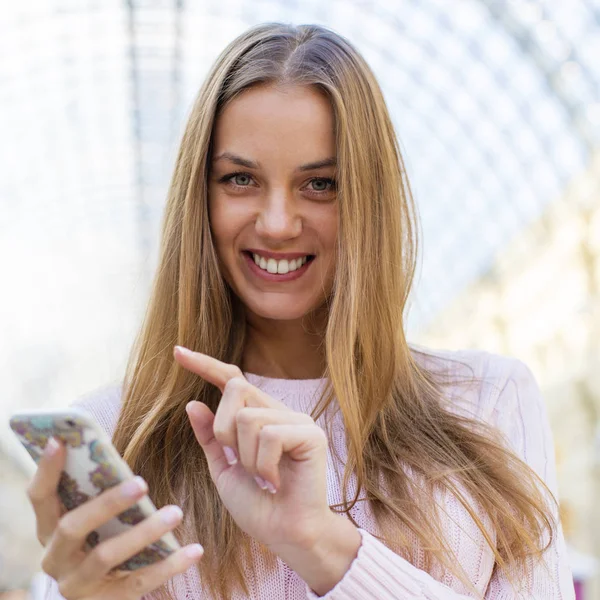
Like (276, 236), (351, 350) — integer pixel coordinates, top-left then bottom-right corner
(251, 253), (309, 274)
(242, 250), (315, 280)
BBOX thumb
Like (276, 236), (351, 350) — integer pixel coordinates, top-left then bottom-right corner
(185, 401), (229, 481)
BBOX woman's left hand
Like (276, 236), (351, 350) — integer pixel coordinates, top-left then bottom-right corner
(173, 345), (333, 555)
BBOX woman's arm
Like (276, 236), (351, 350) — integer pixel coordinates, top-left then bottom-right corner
(302, 359), (575, 599)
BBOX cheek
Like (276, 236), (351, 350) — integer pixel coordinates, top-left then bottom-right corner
(327, 219), (338, 250)
(209, 194), (244, 251)
(316, 208), (338, 256)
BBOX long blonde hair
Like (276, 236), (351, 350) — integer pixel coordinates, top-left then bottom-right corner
(113, 23), (557, 599)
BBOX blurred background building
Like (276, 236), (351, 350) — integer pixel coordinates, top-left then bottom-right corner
(1, 0), (599, 597)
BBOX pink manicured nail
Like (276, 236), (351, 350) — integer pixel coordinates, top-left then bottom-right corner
(121, 476), (148, 498)
(265, 480), (277, 494)
(223, 446), (238, 465)
(254, 475), (268, 490)
(45, 437), (59, 456)
(185, 544), (204, 559)
(174, 345), (192, 357)
(161, 505), (183, 526)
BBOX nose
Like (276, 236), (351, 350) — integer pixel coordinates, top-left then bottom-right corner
(255, 188), (302, 242)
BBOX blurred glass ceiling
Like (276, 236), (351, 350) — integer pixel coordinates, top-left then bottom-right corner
(1, 0), (599, 341)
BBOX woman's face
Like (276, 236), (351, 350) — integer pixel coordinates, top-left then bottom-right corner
(208, 83), (338, 322)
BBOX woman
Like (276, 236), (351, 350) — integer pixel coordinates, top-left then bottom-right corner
(29, 23), (574, 600)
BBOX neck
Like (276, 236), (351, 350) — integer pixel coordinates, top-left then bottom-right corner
(242, 308), (328, 380)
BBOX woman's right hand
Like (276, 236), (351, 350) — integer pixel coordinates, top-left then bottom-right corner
(26, 437), (204, 600)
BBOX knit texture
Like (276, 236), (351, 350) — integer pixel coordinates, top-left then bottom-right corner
(40, 346), (575, 599)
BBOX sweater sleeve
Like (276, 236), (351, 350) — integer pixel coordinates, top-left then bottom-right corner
(30, 572), (65, 600)
(306, 358), (575, 599)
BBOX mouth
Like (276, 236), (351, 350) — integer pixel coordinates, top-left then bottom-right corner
(241, 251), (315, 282)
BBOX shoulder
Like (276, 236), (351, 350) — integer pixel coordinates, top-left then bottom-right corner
(409, 344), (552, 472)
(409, 342), (538, 424)
(70, 382), (123, 439)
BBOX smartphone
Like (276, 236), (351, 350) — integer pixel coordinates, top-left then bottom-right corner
(9, 407), (181, 571)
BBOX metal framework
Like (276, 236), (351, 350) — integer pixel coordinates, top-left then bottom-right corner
(0, 0), (598, 333)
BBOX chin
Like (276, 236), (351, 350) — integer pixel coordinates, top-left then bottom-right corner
(247, 303), (312, 322)
(243, 295), (320, 322)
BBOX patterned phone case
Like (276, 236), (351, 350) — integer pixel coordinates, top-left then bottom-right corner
(9, 408), (181, 571)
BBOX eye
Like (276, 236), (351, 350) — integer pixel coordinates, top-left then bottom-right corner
(306, 177), (336, 194)
(228, 173), (253, 186)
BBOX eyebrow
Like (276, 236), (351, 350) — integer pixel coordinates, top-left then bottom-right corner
(213, 152), (258, 169)
(297, 157), (337, 172)
(212, 152), (336, 172)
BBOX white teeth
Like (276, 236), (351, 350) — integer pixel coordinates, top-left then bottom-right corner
(251, 253), (310, 274)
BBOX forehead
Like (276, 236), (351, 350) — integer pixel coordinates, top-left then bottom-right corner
(212, 84), (336, 160)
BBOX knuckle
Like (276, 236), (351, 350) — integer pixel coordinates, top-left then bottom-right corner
(57, 580), (75, 600)
(40, 551), (57, 578)
(36, 527), (49, 547)
(313, 427), (328, 447)
(260, 426), (279, 444)
(57, 581), (68, 598)
(56, 517), (79, 542)
(127, 572), (147, 594)
(229, 365), (244, 379)
(313, 425), (327, 441)
(235, 407), (255, 426)
(26, 482), (44, 505)
(224, 376), (247, 394)
(212, 424), (229, 443)
(89, 544), (113, 571)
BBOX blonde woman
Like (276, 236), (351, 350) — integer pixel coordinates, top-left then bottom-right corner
(29, 23), (574, 600)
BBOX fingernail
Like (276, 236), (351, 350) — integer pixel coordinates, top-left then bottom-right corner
(121, 476), (147, 497)
(223, 446), (238, 465)
(45, 437), (59, 456)
(254, 475), (268, 490)
(174, 345), (192, 357)
(185, 544), (204, 559)
(265, 480), (277, 494)
(161, 505), (183, 525)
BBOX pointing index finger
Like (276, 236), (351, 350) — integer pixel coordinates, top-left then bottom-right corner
(173, 346), (243, 392)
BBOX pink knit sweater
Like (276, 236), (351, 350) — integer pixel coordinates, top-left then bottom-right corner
(41, 346), (575, 599)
